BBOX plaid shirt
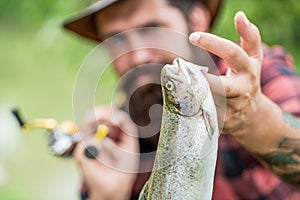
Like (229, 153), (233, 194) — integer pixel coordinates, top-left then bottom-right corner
(81, 45), (300, 200)
(213, 45), (300, 200)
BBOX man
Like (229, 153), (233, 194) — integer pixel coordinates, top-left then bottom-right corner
(64, 0), (300, 199)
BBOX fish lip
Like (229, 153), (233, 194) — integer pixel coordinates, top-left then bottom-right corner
(162, 58), (204, 117)
(175, 58), (191, 84)
(164, 58), (191, 84)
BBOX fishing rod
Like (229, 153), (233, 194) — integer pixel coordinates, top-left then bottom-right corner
(11, 108), (109, 159)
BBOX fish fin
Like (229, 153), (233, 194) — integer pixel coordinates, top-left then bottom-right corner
(203, 108), (215, 140)
(138, 180), (150, 200)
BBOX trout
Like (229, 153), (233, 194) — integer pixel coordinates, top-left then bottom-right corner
(139, 58), (219, 200)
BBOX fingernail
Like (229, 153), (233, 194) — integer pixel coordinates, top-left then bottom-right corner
(189, 32), (201, 44)
(237, 11), (250, 25)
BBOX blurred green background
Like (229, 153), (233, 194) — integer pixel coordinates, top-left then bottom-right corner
(0, 0), (300, 199)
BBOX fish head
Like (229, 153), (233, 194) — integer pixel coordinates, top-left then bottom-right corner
(161, 58), (209, 117)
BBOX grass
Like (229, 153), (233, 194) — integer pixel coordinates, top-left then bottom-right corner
(0, 19), (116, 200)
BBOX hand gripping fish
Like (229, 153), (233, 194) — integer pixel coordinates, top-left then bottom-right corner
(139, 58), (219, 200)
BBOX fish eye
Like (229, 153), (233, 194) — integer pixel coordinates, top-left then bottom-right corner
(165, 81), (174, 91)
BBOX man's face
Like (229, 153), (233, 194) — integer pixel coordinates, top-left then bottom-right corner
(95, 0), (192, 76)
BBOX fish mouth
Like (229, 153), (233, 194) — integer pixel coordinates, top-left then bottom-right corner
(165, 58), (191, 84)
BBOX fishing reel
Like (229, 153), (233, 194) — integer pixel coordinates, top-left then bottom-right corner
(11, 108), (109, 159)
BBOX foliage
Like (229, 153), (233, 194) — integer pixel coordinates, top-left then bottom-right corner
(0, 0), (89, 26)
(213, 0), (300, 72)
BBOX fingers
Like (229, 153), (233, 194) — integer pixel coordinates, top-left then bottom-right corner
(82, 105), (121, 135)
(206, 73), (249, 98)
(82, 105), (138, 140)
(189, 31), (250, 72)
(73, 142), (100, 172)
(75, 105), (139, 172)
(234, 11), (263, 61)
(73, 141), (85, 162)
(100, 137), (140, 172)
(189, 11), (263, 72)
(117, 127), (139, 152)
(74, 136), (139, 173)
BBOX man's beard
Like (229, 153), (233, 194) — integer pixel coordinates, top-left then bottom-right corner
(115, 44), (220, 154)
(118, 63), (164, 154)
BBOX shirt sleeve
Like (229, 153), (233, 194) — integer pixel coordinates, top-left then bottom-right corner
(261, 45), (300, 117)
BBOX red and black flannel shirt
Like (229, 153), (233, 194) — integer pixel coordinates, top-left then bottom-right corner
(213, 45), (300, 200)
(81, 45), (300, 200)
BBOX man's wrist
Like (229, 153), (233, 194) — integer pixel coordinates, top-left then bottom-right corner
(232, 93), (283, 154)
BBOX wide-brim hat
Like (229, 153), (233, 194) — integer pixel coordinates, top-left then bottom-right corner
(63, 0), (222, 42)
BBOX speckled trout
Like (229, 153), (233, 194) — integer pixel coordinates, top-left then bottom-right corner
(139, 58), (219, 200)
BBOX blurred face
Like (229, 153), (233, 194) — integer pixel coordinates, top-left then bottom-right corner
(95, 0), (192, 76)
(94, 0), (211, 158)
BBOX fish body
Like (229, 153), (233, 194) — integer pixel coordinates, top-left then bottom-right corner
(139, 58), (219, 200)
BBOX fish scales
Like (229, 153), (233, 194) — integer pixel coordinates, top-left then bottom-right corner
(139, 58), (219, 200)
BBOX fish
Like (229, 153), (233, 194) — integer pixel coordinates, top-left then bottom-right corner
(138, 58), (219, 200)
